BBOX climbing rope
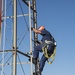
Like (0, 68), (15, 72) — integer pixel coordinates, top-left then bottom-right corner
(17, 54), (26, 75)
(18, 0), (29, 30)
(0, 0), (2, 51)
(1, 0), (7, 75)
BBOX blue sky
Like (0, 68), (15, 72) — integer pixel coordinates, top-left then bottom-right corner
(0, 0), (75, 75)
(36, 0), (75, 75)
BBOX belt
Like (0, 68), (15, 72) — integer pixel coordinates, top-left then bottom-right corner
(45, 40), (57, 46)
(45, 40), (53, 44)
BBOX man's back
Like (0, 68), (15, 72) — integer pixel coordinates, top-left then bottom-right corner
(41, 29), (53, 43)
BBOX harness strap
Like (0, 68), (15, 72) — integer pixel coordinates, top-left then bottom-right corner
(42, 43), (56, 64)
(45, 40), (53, 44)
(47, 47), (56, 64)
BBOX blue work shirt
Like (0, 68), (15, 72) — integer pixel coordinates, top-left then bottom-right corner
(40, 29), (53, 44)
(41, 29), (55, 53)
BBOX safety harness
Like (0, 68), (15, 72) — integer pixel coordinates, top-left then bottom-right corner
(42, 40), (56, 64)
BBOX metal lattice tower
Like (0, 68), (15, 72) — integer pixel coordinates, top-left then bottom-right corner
(0, 0), (38, 75)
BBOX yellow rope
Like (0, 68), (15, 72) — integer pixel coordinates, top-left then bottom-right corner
(42, 46), (56, 64)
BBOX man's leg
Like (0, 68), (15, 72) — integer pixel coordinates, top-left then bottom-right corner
(33, 45), (42, 75)
(33, 44), (42, 59)
(40, 55), (48, 72)
(29, 44), (42, 64)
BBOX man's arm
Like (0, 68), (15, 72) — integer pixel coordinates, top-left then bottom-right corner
(32, 28), (41, 34)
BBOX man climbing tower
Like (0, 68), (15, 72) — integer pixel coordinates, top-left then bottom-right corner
(31, 26), (56, 75)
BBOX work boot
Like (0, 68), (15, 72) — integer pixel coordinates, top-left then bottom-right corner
(33, 71), (41, 75)
(28, 58), (37, 64)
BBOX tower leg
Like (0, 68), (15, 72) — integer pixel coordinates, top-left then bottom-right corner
(33, 58), (41, 75)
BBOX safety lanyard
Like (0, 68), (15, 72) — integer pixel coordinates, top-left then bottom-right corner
(42, 43), (56, 64)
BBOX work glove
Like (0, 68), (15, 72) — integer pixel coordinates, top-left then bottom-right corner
(31, 27), (33, 30)
(36, 40), (41, 44)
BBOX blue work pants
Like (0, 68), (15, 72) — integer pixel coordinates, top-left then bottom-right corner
(33, 44), (48, 72)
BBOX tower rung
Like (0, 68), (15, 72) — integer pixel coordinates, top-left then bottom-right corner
(3, 14), (29, 19)
(0, 62), (31, 66)
(0, 50), (31, 58)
